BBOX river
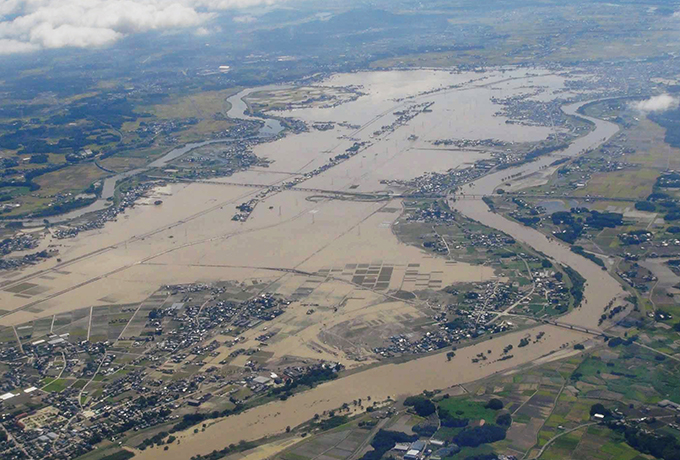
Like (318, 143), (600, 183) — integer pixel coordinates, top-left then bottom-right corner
(451, 100), (625, 329)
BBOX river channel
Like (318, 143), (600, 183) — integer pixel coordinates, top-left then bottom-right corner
(451, 100), (625, 329)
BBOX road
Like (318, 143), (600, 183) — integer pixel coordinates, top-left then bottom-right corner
(529, 422), (597, 459)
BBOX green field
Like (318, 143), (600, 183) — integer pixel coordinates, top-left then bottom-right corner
(42, 378), (70, 393)
(437, 398), (499, 424)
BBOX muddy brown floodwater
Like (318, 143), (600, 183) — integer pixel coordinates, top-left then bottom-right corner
(134, 99), (624, 460)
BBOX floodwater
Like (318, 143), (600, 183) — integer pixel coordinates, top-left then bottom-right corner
(0, 69), (628, 459)
(226, 86), (288, 137)
(133, 78), (624, 458)
(15, 140), (230, 226)
(135, 325), (587, 460)
(16, 86), (288, 226)
(451, 100), (625, 329)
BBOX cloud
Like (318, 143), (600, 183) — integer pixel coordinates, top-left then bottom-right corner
(634, 94), (679, 113)
(0, 0), (284, 54)
(233, 15), (257, 23)
(0, 38), (39, 54)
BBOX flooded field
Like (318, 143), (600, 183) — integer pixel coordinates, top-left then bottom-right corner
(0, 67), (570, 327)
(0, 68), (624, 459)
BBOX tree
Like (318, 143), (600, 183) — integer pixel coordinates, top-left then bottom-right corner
(485, 398), (504, 410)
(455, 424), (506, 447)
(413, 398), (436, 417)
(590, 403), (610, 417)
(496, 413), (512, 427)
(635, 201), (656, 212)
(446, 351), (456, 361)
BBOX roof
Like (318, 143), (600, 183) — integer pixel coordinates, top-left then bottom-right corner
(411, 440), (426, 451)
(253, 376), (271, 384)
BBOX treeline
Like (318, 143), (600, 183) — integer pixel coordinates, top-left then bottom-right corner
(403, 395), (436, 417)
(189, 440), (257, 460)
(496, 143), (569, 170)
(638, 190), (680, 221)
(100, 451), (134, 460)
(551, 209), (623, 244)
(0, 123), (119, 155)
(571, 245), (605, 268)
(649, 108), (680, 149)
(563, 264), (586, 307)
(0, 162), (70, 197)
(454, 424), (506, 447)
(606, 419), (680, 460)
(29, 196), (97, 218)
(269, 367), (338, 400)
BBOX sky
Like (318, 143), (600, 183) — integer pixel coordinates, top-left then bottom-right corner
(0, 0), (287, 55)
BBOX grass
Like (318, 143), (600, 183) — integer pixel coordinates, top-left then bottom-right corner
(43, 378), (69, 393)
(437, 397), (499, 424)
(573, 168), (659, 200)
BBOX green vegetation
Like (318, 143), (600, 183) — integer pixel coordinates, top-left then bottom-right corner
(437, 398), (499, 425)
(100, 451), (135, 460)
(484, 399), (504, 411)
(404, 396), (436, 417)
(562, 265), (586, 308)
(42, 378), (69, 393)
(571, 246), (606, 268)
(454, 424), (507, 448)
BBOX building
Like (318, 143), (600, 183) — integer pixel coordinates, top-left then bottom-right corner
(253, 376), (271, 385)
(394, 443), (410, 452)
(404, 440), (427, 460)
(659, 399), (680, 411)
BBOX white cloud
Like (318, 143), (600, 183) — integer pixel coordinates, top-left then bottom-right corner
(0, 38), (39, 54)
(634, 94), (679, 113)
(0, 0), (284, 55)
(233, 15), (257, 23)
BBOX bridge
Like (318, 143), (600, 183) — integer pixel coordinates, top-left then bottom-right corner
(161, 178), (397, 200)
(451, 193), (639, 203)
(539, 318), (604, 337)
